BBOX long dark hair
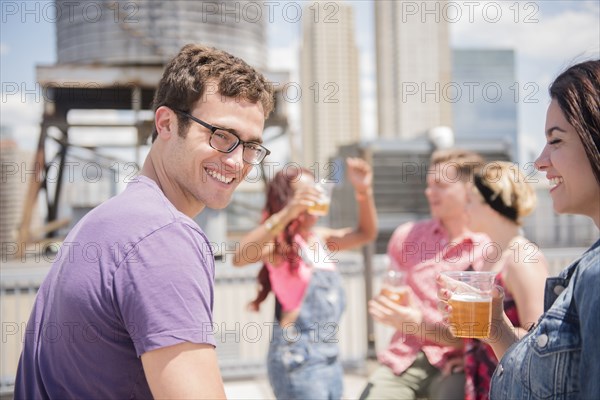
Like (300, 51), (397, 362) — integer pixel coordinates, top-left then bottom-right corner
(549, 60), (600, 184)
(248, 166), (315, 311)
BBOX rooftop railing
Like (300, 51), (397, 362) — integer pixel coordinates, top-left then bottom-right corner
(0, 247), (586, 395)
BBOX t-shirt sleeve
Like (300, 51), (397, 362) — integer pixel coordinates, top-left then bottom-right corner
(112, 222), (216, 357)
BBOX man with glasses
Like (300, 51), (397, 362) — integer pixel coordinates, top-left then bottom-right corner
(172, 109), (270, 165)
(15, 45), (274, 399)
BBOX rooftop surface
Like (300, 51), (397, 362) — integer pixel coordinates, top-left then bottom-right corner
(224, 371), (370, 399)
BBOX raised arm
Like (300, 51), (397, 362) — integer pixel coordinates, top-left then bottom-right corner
(325, 158), (378, 252)
(232, 183), (320, 266)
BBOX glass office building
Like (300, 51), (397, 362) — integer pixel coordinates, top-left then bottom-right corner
(452, 49), (518, 160)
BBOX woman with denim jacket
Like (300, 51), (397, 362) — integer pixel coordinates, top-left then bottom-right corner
(439, 59), (600, 399)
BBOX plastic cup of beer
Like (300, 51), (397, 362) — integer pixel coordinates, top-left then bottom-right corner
(442, 271), (496, 339)
(380, 269), (408, 306)
(308, 180), (334, 216)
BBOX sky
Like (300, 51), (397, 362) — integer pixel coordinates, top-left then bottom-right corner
(1, 0), (599, 163)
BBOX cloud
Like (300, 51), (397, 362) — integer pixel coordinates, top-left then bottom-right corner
(360, 97), (377, 140)
(449, 1), (599, 162)
(268, 45), (299, 73)
(518, 11), (598, 63)
(268, 43), (301, 141)
(451, 2), (599, 63)
(0, 94), (142, 152)
(359, 50), (376, 78)
(519, 128), (543, 158)
(359, 51), (377, 139)
(0, 93), (42, 151)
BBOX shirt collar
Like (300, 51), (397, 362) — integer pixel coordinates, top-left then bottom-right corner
(432, 219), (482, 246)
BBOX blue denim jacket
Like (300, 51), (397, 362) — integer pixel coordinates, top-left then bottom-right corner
(490, 238), (600, 399)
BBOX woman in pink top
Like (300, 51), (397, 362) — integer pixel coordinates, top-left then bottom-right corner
(233, 158), (378, 400)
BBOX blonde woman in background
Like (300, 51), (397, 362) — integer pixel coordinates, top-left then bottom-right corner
(438, 161), (548, 400)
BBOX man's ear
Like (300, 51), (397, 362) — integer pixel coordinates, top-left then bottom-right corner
(154, 106), (177, 140)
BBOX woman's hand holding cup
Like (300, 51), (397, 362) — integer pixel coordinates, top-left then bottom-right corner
(437, 272), (507, 341)
(436, 271), (496, 339)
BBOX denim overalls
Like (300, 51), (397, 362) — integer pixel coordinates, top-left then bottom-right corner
(267, 261), (346, 399)
(490, 238), (600, 399)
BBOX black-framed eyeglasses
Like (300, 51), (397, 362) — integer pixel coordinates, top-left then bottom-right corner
(173, 109), (270, 165)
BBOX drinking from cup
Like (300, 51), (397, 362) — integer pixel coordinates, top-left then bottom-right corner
(380, 269), (408, 306)
(442, 271), (496, 339)
(308, 180), (334, 216)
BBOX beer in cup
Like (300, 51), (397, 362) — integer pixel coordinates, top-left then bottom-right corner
(380, 267), (408, 306)
(442, 271), (496, 339)
(308, 180), (334, 216)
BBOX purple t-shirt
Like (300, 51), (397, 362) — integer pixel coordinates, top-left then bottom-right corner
(14, 176), (216, 399)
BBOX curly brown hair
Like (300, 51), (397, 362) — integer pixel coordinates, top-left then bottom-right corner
(151, 44), (274, 142)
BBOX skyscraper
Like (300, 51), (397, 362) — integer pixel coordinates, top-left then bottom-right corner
(375, 0), (452, 138)
(299, 1), (360, 170)
(452, 49), (518, 160)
